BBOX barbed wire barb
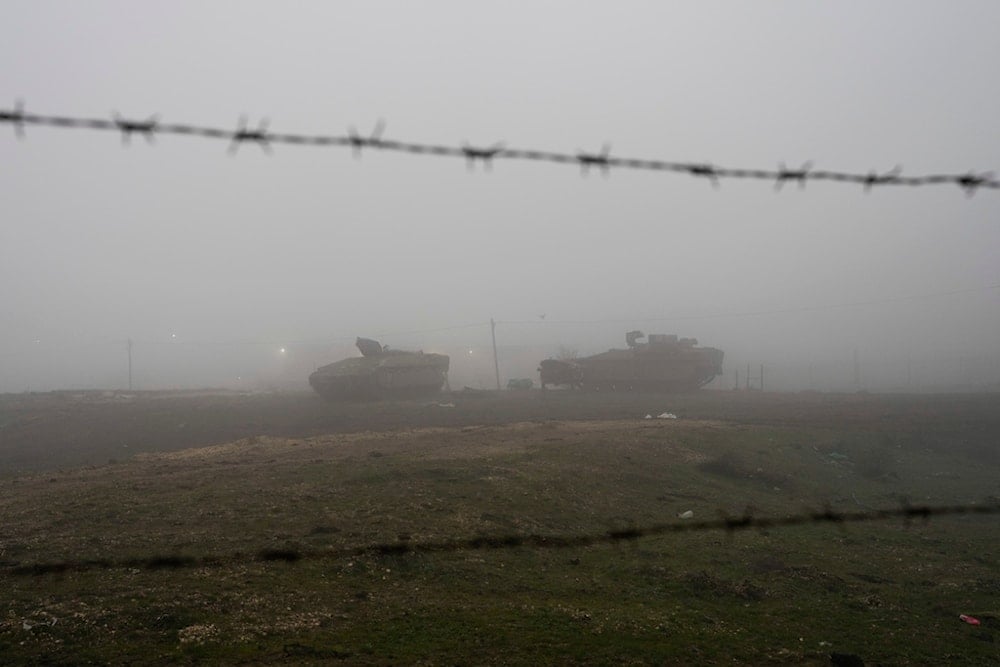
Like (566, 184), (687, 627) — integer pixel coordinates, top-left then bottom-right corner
(577, 143), (611, 177)
(775, 161), (813, 191)
(721, 508), (754, 534)
(112, 112), (159, 146)
(228, 115), (271, 155)
(0, 98), (26, 139)
(348, 119), (385, 158)
(813, 503), (847, 532)
(863, 165), (902, 193)
(462, 142), (505, 171)
(688, 163), (720, 188)
(957, 171), (993, 197)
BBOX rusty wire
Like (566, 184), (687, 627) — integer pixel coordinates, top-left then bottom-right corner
(2, 103), (997, 194)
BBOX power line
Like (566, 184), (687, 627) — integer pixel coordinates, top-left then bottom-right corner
(2, 104), (997, 195)
(372, 321), (490, 340)
(6, 501), (998, 577)
(498, 283), (1000, 326)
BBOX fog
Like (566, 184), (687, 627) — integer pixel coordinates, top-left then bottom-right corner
(2, 1), (999, 394)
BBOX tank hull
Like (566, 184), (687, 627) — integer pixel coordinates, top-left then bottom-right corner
(309, 339), (450, 401)
(540, 333), (723, 392)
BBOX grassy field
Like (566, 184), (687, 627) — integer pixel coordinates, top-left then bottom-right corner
(1, 390), (999, 664)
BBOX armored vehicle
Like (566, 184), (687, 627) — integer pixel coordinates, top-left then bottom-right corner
(539, 331), (723, 392)
(309, 337), (450, 400)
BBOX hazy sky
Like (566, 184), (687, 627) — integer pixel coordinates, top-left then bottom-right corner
(2, 1), (999, 392)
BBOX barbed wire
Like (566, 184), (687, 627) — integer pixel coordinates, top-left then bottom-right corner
(5, 501), (998, 577)
(2, 103), (997, 195)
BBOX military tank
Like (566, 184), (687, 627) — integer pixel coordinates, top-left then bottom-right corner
(539, 331), (723, 392)
(309, 337), (450, 401)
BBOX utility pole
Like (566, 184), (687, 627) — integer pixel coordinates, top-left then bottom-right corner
(490, 318), (501, 391)
(760, 364), (764, 392)
(746, 363), (751, 391)
(127, 338), (133, 391)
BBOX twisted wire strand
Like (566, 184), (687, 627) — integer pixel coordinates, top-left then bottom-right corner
(2, 106), (996, 194)
(5, 501), (998, 577)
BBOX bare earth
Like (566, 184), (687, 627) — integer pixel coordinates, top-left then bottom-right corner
(1, 389), (999, 665)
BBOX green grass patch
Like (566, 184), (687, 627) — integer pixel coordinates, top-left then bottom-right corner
(2, 407), (999, 664)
